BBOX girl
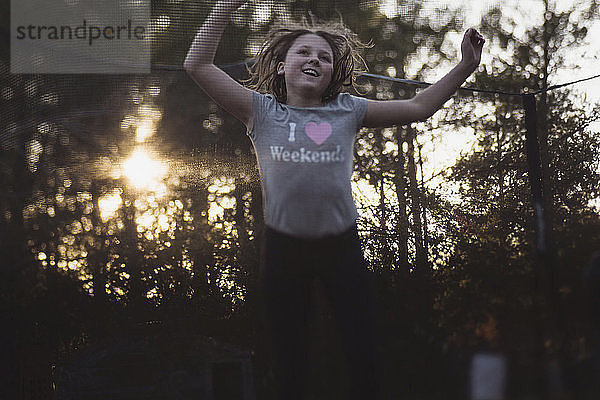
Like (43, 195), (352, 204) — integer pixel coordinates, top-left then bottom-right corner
(184, 1), (484, 399)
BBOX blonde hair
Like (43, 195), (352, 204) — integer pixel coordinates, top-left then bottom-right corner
(245, 17), (371, 104)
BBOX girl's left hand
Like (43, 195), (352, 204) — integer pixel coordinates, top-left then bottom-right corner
(461, 28), (485, 69)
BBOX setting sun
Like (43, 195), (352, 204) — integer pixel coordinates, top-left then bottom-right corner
(123, 148), (168, 193)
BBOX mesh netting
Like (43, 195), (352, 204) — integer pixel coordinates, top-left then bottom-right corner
(2, 0), (600, 398)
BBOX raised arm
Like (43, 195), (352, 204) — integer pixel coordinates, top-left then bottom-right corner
(184, 0), (254, 130)
(362, 28), (485, 128)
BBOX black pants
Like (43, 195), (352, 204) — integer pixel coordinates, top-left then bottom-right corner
(261, 223), (379, 400)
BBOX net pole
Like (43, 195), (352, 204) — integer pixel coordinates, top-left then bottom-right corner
(522, 93), (568, 398)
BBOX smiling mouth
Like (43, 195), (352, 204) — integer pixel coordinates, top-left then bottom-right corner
(302, 68), (319, 77)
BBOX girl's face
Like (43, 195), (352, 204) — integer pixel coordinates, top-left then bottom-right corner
(277, 33), (334, 103)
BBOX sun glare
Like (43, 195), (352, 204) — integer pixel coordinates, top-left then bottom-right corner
(123, 148), (168, 193)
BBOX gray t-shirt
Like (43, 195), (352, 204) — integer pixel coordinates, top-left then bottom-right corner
(248, 91), (368, 239)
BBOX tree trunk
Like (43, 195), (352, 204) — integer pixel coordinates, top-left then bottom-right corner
(407, 126), (426, 275)
(393, 128), (409, 277)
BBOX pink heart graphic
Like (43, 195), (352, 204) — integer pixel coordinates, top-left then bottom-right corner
(305, 122), (332, 146)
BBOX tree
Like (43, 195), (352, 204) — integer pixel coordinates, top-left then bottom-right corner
(432, 1), (600, 394)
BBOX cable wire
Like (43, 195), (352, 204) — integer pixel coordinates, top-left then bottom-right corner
(359, 72), (524, 96)
(531, 73), (600, 95)
(162, 60), (600, 98)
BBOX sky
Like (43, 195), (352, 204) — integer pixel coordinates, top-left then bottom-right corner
(470, 0), (600, 103)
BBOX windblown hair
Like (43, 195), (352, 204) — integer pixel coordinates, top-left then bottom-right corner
(244, 17), (371, 104)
